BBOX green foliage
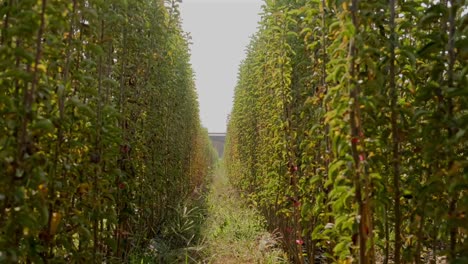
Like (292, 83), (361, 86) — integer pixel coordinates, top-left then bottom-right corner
(226, 0), (467, 263)
(128, 200), (208, 264)
(0, 0), (216, 262)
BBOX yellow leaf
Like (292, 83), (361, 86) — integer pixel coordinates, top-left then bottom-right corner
(78, 183), (89, 194)
(342, 2), (348, 11)
(50, 212), (62, 235)
(338, 258), (352, 264)
(37, 63), (47, 73)
(38, 184), (48, 196)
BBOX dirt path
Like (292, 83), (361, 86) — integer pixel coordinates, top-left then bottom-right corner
(201, 165), (287, 264)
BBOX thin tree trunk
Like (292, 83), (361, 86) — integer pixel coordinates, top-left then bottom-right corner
(446, 0), (457, 259)
(389, 0), (401, 263)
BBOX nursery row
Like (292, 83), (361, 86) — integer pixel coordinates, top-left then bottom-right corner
(225, 0), (467, 263)
(0, 0), (217, 262)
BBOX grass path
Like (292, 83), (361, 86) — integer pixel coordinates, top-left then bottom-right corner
(201, 164), (287, 264)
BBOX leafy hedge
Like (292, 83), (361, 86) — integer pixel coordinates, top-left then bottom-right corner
(225, 0), (467, 263)
(0, 0), (216, 262)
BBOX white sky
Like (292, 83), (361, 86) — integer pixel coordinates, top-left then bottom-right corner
(179, 0), (263, 133)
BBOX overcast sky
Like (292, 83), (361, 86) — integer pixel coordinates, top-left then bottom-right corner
(179, 0), (263, 133)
